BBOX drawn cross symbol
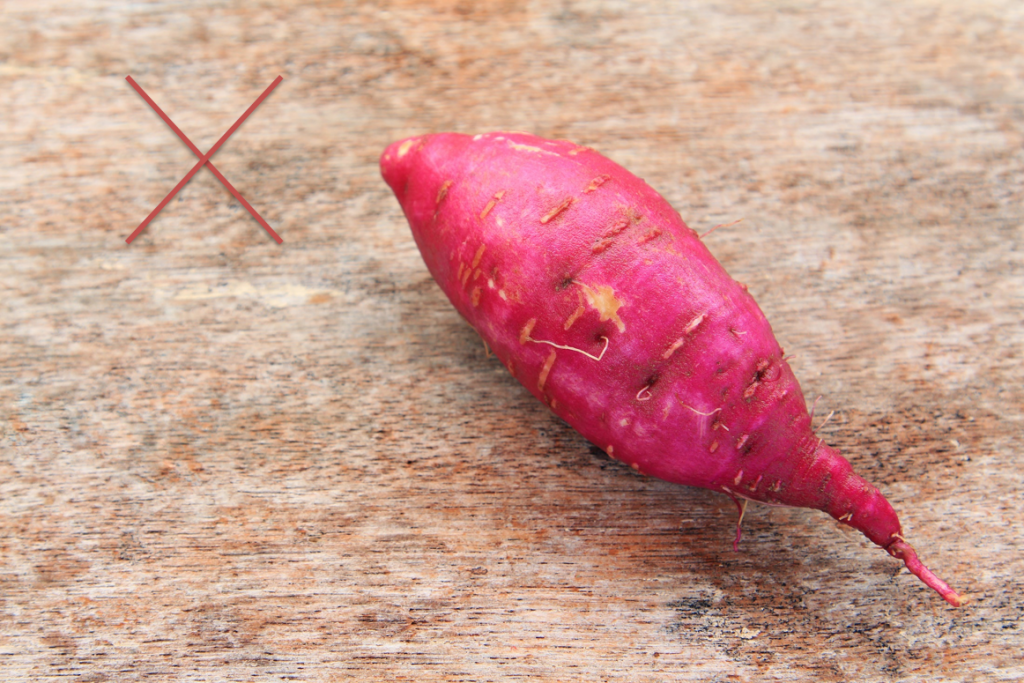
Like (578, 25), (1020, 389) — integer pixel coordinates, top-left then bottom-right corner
(125, 75), (284, 244)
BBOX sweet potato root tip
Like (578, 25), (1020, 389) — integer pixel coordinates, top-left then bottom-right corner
(888, 539), (964, 607)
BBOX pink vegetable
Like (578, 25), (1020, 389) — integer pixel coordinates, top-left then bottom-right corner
(380, 131), (962, 606)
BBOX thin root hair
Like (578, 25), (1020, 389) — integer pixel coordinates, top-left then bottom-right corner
(527, 335), (610, 362)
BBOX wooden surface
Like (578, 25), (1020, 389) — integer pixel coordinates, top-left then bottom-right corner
(2, 1), (1022, 680)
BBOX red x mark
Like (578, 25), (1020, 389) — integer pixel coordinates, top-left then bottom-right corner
(126, 75), (284, 244)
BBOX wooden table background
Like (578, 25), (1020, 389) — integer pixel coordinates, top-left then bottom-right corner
(2, 1), (1022, 680)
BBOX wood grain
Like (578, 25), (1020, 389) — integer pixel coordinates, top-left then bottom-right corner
(1, 1), (1021, 680)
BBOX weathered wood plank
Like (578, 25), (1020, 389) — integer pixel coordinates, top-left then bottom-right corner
(1, 1), (1021, 680)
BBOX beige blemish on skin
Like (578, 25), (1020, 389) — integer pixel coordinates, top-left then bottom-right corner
(538, 350), (557, 392)
(436, 180), (453, 204)
(638, 227), (662, 244)
(734, 470), (743, 486)
(508, 141), (559, 156)
(736, 434), (749, 450)
(499, 289), (507, 300)
(520, 318), (537, 345)
(663, 338), (685, 360)
(563, 294), (586, 330)
(479, 190), (505, 219)
(619, 418), (630, 427)
(584, 174), (611, 193)
(579, 283), (626, 332)
(397, 139), (417, 158)
(461, 266), (471, 287)
(472, 244), (486, 268)
(603, 216), (631, 238)
(541, 197), (575, 224)
(591, 215), (633, 254)
(686, 312), (706, 334)
(710, 440), (719, 453)
(471, 287), (481, 307)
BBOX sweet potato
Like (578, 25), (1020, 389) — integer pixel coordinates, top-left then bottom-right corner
(380, 131), (962, 606)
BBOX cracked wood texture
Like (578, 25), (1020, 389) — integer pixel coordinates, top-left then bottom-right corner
(1, 1), (1021, 681)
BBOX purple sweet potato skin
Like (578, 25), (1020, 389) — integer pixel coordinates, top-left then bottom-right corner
(380, 132), (961, 605)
